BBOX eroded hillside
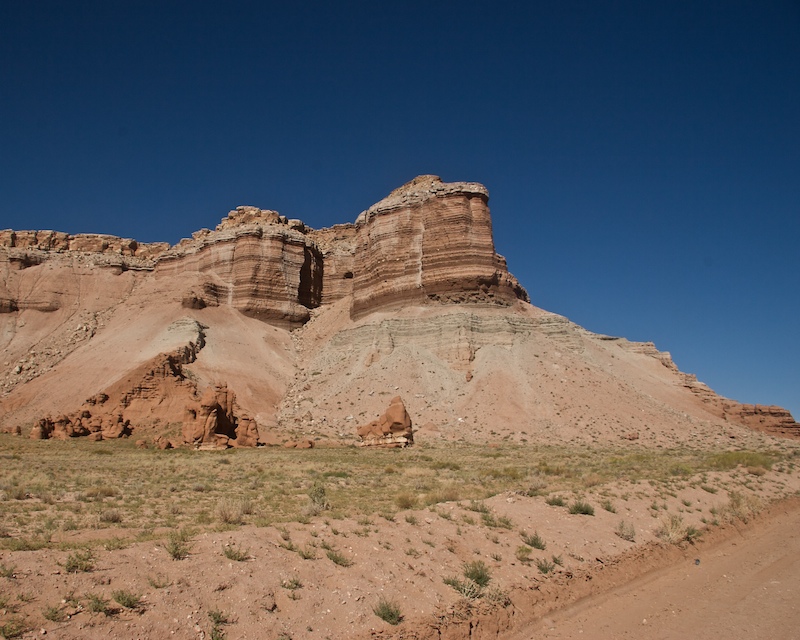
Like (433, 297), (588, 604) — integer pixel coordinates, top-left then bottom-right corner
(0, 176), (796, 447)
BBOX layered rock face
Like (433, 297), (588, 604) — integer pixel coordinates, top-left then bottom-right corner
(1, 178), (526, 325)
(680, 373), (800, 438)
(0, 176), (797, 446)
(306, 224), (358, 304)
(155, 207), (323, 326)
(350, 175), (528, 317)
(0, 229), (168, 258)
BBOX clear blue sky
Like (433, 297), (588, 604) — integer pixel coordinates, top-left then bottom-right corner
(1, 1), (798, 419)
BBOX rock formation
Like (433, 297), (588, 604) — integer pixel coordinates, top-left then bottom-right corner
(23, 343), (258, 447)
(183, 384), (240, 449)
(156, 206), (323, 327)
(356, 396), (414, 447)
(349, 175), (528, 317)
(0, 175), (797, 446)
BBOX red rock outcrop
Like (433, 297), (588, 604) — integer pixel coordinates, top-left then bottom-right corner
(183, 384), (238, 448)
(1, 177), (797, 445)
(356, 396), (414, 448)
(350, 175), (528, 317)
(25, 347), (261, 447)
(283, 438), (315, 449)
(679, 372), (800, 438)
(0, 229), (168, 257)
(722, 403), (800, 437)
(155, 207), (323, 327)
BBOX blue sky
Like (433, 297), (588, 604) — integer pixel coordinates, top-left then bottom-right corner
(1, 1), (798, 419)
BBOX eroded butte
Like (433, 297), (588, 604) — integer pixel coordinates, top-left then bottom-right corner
(1, 175), (796, 447)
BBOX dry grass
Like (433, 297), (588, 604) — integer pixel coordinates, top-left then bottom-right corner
(654, 514), (701, 544)
(0, 434), (790, 550)
(615, 520), (636, 541)
(719, 491), (763, 524)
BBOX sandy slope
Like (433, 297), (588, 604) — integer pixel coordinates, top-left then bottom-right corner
(515, 498), (800, 640)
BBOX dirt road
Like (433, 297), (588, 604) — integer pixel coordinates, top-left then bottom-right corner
(513, 502), (800, 640)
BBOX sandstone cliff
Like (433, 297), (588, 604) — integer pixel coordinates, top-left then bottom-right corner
(155, 207), (323, 327)
(349, 175), (528, 317)
(0, 176), (796, 446)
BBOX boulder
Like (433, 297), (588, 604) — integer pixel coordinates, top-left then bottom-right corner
(232, 416), (259, 448)
(283, 439), (314, 449)
(356, 396), (414, 448)
(183, 384), (238, 446)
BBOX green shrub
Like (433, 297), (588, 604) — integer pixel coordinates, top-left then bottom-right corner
(373, 597), (403, 625)
(481, 511), (513, 529)
(326, 549), (353, 567)
(42, 604), (66, 622)
(466, 500), (490, 513)
(669, 463), (694, 476)
(211, 626), (226, 640)
(147, 573), (171, 588)
(535, 558), (555, 574)
(568, 500), (594, 516)
(462, 560), (491, 587)
(431, 460), (461, 471)
(165, 528), (193, 560)
(655, 514), (701, 544)
(0, 618), (28, 639)
(2, 536), (50, 551)
(99, 508), (122, 523)
(297, 545), (317, 560)
(443, 576), (482, 599)
(521, 477), (548, 497)
(515, 545), (532, 563)
(281, 576), (303, 590)
(208, 609), (230, 625)
(545, 495), (566, 507)
(85, 593), (111, 615)
(520, 531), (546, 550)
(396, 492), (417, 509)
(209, 611), (230, 640)
(222, 543), (249, 561)
(112, 590), (141, 609)
(615, 520), (635, 541)
(64, 549), (95, 573)
(216, 500), (243, 525)
(720, 491), (762, 523)
(707, 451), (773, 471)
(307, 481), (330, 515)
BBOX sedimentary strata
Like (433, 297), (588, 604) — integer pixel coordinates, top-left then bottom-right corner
(0, 176), (796, 445)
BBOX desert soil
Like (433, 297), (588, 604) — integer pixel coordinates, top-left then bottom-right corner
(2, 447), (799, 640)
(514, 498), (800, 640)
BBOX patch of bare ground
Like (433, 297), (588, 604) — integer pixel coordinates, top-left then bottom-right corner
(0, 436), (799, 639)
(505, 496), (800, 640)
